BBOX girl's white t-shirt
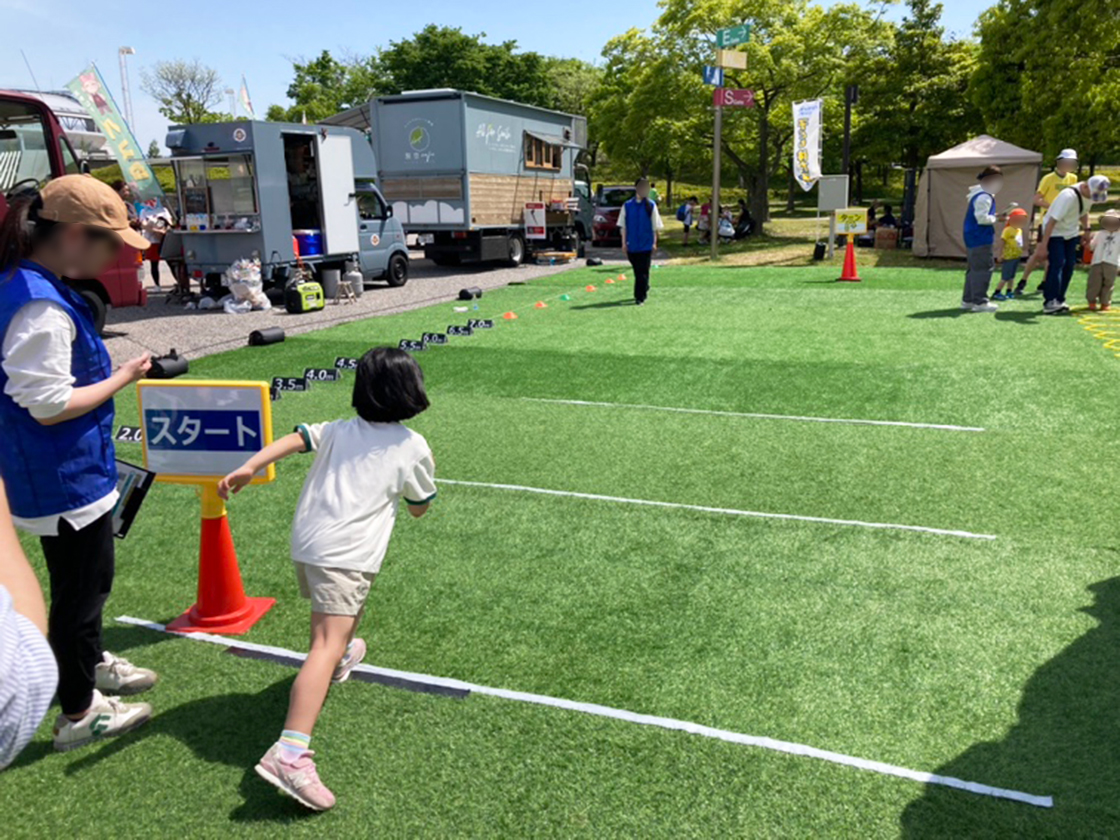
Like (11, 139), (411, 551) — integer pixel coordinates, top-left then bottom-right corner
(290, 418), (436, 573)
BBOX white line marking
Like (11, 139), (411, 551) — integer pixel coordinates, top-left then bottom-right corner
(522, 398), (986, 433)
(116, 615), (1051, 808)
(437, 479), (997, 541)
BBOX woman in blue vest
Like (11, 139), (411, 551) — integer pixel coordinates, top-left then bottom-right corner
(0, 175), (158, 752)
(961, 166), (1008, 313)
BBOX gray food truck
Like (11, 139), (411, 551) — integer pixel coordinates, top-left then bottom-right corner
(164, 120), (410, 290)
(325, 90), (592, 266)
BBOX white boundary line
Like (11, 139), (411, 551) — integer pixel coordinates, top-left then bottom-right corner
(437, 479), (997, 541)
(522, 397), (986, 433)
(116, 615), (1051, 808)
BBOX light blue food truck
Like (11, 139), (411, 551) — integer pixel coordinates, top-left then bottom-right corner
(164, 120), (410, 291)
(325, 90), (591, 266)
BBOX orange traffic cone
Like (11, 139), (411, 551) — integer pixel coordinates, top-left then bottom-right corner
(534, 301), (548, 309)
(605, 277), (615, 284)
(617, 273), (625, 282)
(502, 311), (518, 320)
(168, 485), (274, 635)
(586, 284), (597, 292)
(837, 239), (861, 282)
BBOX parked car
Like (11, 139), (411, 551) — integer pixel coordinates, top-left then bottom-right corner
(592, 184), (637, 246)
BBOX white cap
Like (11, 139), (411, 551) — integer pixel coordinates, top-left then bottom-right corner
(1057, 148), (1078, 161)
(1088, 175), (1111, 203)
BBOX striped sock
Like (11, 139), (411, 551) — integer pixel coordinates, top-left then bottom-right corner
(277, 730), (311, 763)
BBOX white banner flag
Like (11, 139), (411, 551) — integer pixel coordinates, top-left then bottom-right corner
(792, 99), (823, 191)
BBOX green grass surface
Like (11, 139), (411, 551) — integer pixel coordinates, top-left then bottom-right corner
(6, 264), (1120, 837)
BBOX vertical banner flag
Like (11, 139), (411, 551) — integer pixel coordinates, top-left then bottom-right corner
(240, 75), (256, 120)
(66, 64), (164, 204)
(792, 99), (823, 192)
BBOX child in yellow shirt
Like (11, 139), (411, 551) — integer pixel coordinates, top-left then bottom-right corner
(993, 208), (1029, 300)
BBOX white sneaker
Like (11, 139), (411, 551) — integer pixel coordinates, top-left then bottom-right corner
(53, 689), (152, 752)
(95, 651), (158, 695)
(970, 302), (998, 313)
(1043, 300), (1062, 314)
(959, 300), (971, 310)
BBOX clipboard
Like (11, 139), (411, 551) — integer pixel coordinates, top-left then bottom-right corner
(112, 459), (156, 539)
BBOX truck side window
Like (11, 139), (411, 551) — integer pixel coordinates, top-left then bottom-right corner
(59, 137), (82, 175)
(357, 190), (386, 221)
(0, 101), (53, 190)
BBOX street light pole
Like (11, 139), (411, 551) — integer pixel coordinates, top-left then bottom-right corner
(225, 88), (236, 118)
(118, 47), (136, 129)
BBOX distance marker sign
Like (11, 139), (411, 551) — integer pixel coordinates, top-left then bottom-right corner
(137, 379), (275, 485)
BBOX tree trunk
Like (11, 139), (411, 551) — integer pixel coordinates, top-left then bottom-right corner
(855, 162), (864, 205)
(785, 166), (797, 214)
(665, 164), (674, 210)
(751, 115), (771, 226)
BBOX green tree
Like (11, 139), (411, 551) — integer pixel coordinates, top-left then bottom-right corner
(542, 57), (602, 115)
(266, 51), (384, 123)
(850, 0), (982, 171)
(140, 59), (225, 125)
(972, 0), (1120, 166)
(146, 139), (161, 159)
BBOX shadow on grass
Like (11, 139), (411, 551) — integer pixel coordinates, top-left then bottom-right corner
(994, 310), (1043, 325)
(569, 300), (636, 310)
(908, 309), (969, 320)
(63, 678), (318, 823)
(900, 576), (1120, 836)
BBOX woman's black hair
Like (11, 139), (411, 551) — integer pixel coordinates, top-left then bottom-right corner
(0, 192), (57, 275)
(352, 347), (430, 423)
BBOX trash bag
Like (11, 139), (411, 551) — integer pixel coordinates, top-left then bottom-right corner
(224, 258), (271, 311)
(223, 298), (254, 315)
(198, 296), (219, 310)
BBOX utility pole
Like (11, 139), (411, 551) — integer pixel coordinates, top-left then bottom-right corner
(711, 103), (722, 262)
(225, 88), (236, 118)
(118, 47), (136, 129)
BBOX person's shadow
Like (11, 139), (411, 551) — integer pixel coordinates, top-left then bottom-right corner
(58, 677), (316, 823)
(900, 576), (1120, 837)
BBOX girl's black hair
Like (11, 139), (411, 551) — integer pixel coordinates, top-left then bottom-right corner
(0, 192), (57, 275)
(352, 347), (430, 423)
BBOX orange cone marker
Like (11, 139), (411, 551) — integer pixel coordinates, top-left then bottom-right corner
(837, 239), (861, 282)
(617, 273), (625, 282)
(168, 484), (274, 635)
(586, 284), (597, 292)
(534, 301), (548, 309)
(605, 277), (615, 284)
(502, 311), (518, 320)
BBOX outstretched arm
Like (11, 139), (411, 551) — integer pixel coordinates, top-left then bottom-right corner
(218, 432), (307, 499)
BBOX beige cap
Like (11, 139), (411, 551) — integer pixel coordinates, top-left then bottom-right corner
(37, 175), (150, 250)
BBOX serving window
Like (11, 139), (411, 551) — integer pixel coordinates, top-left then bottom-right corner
(524, 135), (562, 171)
(175, 153), (259, 231)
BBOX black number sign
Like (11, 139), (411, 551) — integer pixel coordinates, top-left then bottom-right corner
(272, 376), (309, 392)
(447, 325), (473, 337)
(469, 319), (494, 329)
(422, 333), (448, 345)
(334, 357), (359, 370)
(304, 368), (340, 382)
(115, 426), (144, 443)
(398, 339), (425, 352)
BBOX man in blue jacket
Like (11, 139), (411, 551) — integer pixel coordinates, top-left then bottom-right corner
(961, 166), (1008, 313)
(618, 177), (664, 306)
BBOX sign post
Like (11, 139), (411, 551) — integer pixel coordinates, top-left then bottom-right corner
(710, 23), (751, 262)
(138, 379), (276, 634)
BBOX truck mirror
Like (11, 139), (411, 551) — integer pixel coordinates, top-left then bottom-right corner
(385, 205), (393, 218)
(80, 160), (91, 175)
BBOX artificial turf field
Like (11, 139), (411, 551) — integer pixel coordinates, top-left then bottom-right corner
(5, 263), (1120, 837)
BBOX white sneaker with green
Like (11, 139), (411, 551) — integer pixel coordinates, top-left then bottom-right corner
(52, 689), (152, 752)
(94, 651), (158, 695)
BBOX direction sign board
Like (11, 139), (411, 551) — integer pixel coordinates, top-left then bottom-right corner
(835, 207), (869, 235)
(716, 49), (748, 70)
(716, 23), (751, 48)
(713, 88), (756, 108)
(702, 65), (725, 87)
(137, 379), (275, 485)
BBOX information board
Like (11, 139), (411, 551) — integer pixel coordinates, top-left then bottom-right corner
(835, 207), (869, 234)
(137, 380), (275, 484)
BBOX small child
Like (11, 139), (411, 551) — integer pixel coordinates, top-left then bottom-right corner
(993, 208), (1029, 300)
(218, 348), (436, 811)
(1087, 209), (1120, 311)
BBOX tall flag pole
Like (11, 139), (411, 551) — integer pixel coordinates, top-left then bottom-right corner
(239, 75), (256, 120)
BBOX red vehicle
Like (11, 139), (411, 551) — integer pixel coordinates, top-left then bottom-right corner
(591, 184), (637, 246)
(0, 90), (145, 332)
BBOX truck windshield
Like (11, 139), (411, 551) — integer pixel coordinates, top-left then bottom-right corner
(0, 100), (52, 191)
(598, 188), (635, 207)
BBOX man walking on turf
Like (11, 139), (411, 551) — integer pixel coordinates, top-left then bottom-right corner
(1039, 175), (1111, 314)
(961, 166), (1007, 313)
(618, 177), (663, 306)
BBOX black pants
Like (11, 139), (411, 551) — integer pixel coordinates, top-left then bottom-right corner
(628, 250), (652, 303)
(40, 511), (115, 715)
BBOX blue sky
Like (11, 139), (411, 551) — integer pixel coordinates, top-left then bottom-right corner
(2, 0), (987, 153)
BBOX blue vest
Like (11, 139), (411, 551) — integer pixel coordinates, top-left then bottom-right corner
(963, 190), (995, 248)
(0, 261), (117, 519)
(623, 198), (655, 253)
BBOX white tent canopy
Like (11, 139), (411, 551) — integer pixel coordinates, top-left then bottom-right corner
(914, 135), (1042, 259)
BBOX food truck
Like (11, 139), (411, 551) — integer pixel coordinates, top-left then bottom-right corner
(0, 89), (146, 333)
(164, 120), (410, 290)
(324, 90), (588, 266)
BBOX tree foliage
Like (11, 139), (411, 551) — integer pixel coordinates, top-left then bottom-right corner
(972, 0), (1120, 164)
(140, 59), (226, 125)
(266, 51), (383, 123)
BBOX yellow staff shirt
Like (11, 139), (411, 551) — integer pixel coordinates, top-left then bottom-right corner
(1037, 171), (1078, 206)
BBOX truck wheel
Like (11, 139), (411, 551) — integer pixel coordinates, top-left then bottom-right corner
(79, 289), (108, 335)
(386, 253), (409, 287)
(505, 233), (525, 267)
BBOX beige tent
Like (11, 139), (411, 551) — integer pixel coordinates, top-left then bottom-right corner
(913, 135), (1042, 259)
